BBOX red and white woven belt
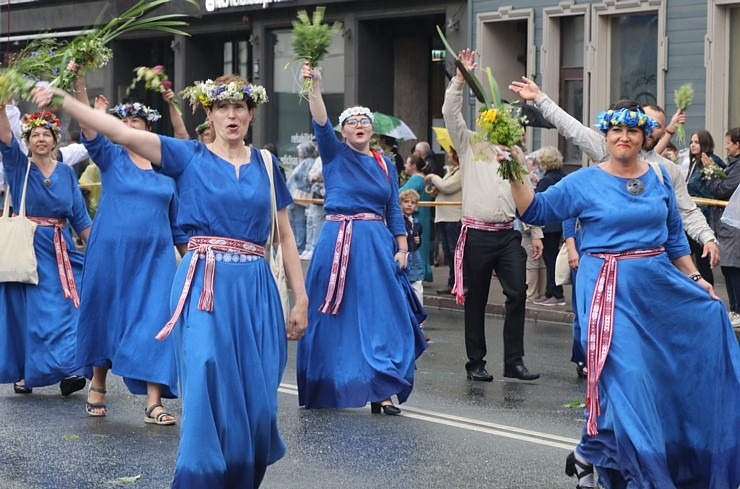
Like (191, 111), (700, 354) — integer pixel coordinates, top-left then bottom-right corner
(585, 246), (664, 436)
(155, 236), (265, 340)
(320, 213), (384, 315)
(25, 216), (79, 308)
(451, 216), (515, 305)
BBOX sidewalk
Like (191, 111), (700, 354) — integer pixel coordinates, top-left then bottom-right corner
(420, 263), (732, 326)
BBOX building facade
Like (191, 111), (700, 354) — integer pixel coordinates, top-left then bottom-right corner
(1, 0), (469, 164)
(470, 0), (740, 165)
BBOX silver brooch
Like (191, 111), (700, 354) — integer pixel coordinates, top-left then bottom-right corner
(626, 179), (644, 195)
(43, 178), (52, 188)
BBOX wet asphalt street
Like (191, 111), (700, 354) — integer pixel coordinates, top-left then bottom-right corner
(0, 309), (590, 489)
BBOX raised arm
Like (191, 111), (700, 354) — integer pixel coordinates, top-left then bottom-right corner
(302, 62), (327, 125)
(441, 50), (475, 158)
(71, 67), (97, 140)
(652, 109), (685, 155)
(33, 87), (162, 165)
(509, 76), (609, 162)
(163, 89), (189, 140)
(0, 103), (13, 147)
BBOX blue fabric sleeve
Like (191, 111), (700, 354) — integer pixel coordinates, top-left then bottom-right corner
(519, 175), (582, 226)
(66, 166), (92, 232)
(80, 132), (116, 172)
(0, 136), (27, 173)
(562, 218), (577, 240)
(385, 156), (406, 237)
(157, 135), (199, 178)
(312, 119), (340, 166)
(661, 168), (691, 259)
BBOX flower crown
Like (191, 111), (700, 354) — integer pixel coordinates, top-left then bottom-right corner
(21, 111), (62, 141)
(595, 108), (659, 138)
(195, 120), (212, 135)
(179, 79), (269, 111)
(338, 106), (373, 127)
(110, 103), (161, 123)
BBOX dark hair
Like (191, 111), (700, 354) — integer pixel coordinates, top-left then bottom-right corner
(407, 153), (431, 175)
(263, 143), (278, 155)
(214, 74), (257, 109)
(692, 130), (715, 154)
(609, 99), (643, 112)
(727, 127), (740, 145)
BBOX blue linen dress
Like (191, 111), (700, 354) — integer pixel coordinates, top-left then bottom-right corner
(399, 174), (433, 282)
(75, 134), (186, 398)
(156, 137), (291, 489)
(520, 165), (740, 488)
(0, 137), (91, 387)
(296, 119), (427, 409)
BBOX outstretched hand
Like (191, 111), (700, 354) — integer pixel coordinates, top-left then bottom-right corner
(455, 49), (477, 82)
(301, 61), (319, 82)
(31, 85), (66, 111)
(94, 95), (109, 111)
(509, 76), (543, 103)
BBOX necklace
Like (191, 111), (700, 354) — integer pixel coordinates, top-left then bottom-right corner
(626, 178), (644, 195)
(43, 178), (52, 188)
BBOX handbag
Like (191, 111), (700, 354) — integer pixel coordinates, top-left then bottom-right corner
(0, 159), (39, 284)
(261, 149), (291, 324)
(554, 241), (571, 286)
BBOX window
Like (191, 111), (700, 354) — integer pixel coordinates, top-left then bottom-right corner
(608, 14), (658, 105)
(558, 15), (584, 166)
(223, 41), (249, 80)
(729, 7), (740, 127)
(269, 29), (344, 167)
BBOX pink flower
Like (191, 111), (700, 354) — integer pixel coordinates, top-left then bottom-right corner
(152, 65), (164, 74)
(162, 80), (172, 90)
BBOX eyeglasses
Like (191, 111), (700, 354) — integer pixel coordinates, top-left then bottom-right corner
(344, 118), (372, 128)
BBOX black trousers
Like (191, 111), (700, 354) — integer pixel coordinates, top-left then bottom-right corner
(542, 231), (564, 299)
(722, 266), (740, 312)
(439, 220), (463, 288)
(688, 235), (714, 285)
(463, 228), (527, 371)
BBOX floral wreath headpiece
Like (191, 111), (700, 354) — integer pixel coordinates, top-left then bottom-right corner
(338, 106), (374, 127)
(179, 79), (269, 111)
(21, 111), (62, 142)
(195, 120), (212, 136)
(595, 108), (660, 138)
(110, 103), (161, 124)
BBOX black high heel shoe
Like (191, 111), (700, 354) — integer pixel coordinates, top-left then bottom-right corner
(565, 451), (595, 489)
(370, 402), (401, 416)
(13, 382), (32, 394)
(60, 376), (86, 397)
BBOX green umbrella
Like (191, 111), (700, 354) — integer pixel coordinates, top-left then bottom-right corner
(371, 112), (417, 141)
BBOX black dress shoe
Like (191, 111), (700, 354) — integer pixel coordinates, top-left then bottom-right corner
(503, 364), (540, 381)
(466, 367), (493, 382)
(60, 376), (86, 396)
(436, 286), (453, 295)
(370, 402), (401, 415)
(13, 382), (32, 394)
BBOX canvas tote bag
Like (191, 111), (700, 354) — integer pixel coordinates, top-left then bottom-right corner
(0, 159), (39, 284)
(261, 149), (291, 324)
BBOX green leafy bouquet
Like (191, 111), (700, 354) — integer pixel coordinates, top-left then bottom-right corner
(6, 0), (196, 96)
(128, 65), (181, 116)
(437, 26), (527, 183)
(674, 83), (693, 147)
(289, 6), (342, 101)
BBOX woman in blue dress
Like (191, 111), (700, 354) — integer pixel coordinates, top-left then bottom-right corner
(507, 105), (740, 488)
(399, 153), (434, 282)
(0, 110), (91, 396)
(296, 63), (427, 415)
(71, 73), (187, 423)
(33, 74), (308, 488)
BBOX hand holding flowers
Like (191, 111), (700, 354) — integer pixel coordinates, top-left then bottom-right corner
(128, 65), (181, 116)
(289, 6), (342, 101)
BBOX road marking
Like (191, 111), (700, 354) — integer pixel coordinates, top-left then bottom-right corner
(278, 383), (579, 451)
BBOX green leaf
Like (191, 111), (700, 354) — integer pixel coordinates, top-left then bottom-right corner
(436, 25), (456, 61)
(114, 474), (142, 484)
(486, 67), (501, 107)
(563, 398), (586, 409)
(63, 434), (80, 441)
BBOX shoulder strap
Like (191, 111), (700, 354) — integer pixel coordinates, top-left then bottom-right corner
(260, 148), (281, 248)
(7, 159), (34, 218)
(648, 160), (664, 185)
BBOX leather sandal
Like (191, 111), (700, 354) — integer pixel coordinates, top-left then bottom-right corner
(13, 381), (32, 394)
(145, 403), (176, 426)
(565, 451), (595, 488)
(85, 385), (107, 417)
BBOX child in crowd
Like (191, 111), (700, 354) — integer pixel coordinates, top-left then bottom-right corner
(400, 189), (424, 300)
